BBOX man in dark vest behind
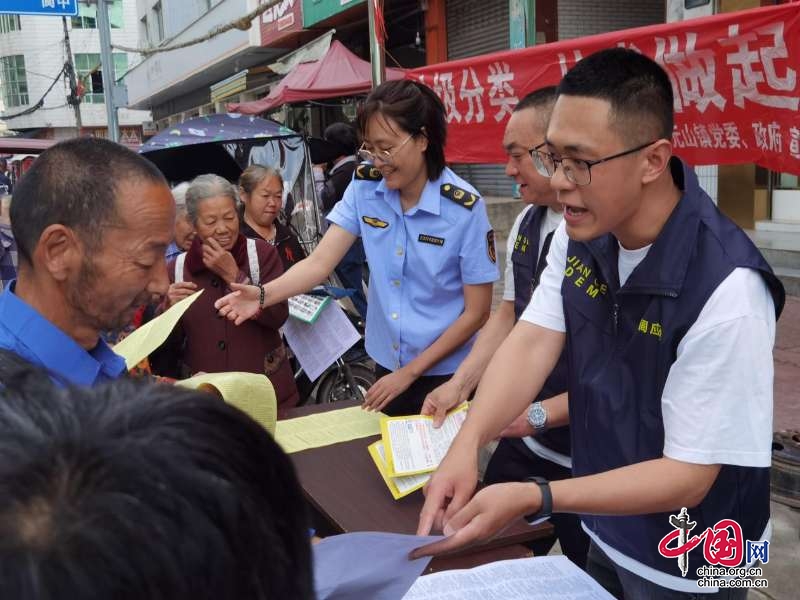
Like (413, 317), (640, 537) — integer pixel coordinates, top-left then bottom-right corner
(422, 87), (588, 568)
(416, 48), (784, 599)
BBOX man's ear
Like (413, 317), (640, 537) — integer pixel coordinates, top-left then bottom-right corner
(34, 225), (83, 282)
(641, 140), (673, 185)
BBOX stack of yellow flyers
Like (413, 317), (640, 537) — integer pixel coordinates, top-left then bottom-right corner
(368, 403), (469, 500)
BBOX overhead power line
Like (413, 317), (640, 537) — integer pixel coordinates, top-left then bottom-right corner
(112, 0), (285, 56)
(2, 64), (67, 120)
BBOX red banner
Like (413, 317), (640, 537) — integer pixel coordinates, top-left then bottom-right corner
(408, 3), (800, 175)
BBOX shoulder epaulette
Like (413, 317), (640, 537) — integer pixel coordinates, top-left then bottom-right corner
(441, 183), (479, 210)
(354, 164), (383, 182)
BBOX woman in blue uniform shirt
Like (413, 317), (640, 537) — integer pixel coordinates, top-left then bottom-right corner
(215, 80), (498, 416)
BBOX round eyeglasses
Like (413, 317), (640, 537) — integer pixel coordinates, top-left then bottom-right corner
(357, 133), (414, 167)
(530, 140), (657, 186)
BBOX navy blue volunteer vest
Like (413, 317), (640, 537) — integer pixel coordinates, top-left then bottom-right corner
(512, 206), (570, 457)
(562, 159), (785, 579)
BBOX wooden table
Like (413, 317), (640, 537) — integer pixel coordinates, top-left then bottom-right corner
(285, 400), (553, 573)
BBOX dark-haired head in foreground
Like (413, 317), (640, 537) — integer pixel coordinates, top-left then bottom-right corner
(0, 362), (313, 600)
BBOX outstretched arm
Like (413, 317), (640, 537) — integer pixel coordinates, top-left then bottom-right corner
(215, 225), (357, 324)
(421, 299), (516, 426)
(417, 321), (565, 536)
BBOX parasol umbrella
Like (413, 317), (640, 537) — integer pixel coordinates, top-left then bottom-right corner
(139, 114), (303, 184)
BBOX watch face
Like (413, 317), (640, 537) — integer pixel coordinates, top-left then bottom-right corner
(528, 402), (547, 429)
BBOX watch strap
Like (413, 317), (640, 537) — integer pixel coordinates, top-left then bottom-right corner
(527, 401), (548, 433)
(523, 476), (553, 524)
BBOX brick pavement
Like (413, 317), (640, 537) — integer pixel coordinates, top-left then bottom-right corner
(774, 295), (800, 432)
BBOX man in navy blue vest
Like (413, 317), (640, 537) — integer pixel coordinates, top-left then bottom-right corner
(421, 87), (588, 568)
(416, 48), (784, 599)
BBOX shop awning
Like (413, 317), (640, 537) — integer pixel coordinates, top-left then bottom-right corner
(228, 40), (406, 115)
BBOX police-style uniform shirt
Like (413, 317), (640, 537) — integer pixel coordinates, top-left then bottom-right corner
(0, 282), (126, 386)
(328, 165), (499, 375)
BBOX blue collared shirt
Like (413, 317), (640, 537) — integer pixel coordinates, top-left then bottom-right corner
(0, 282), (127, 386)
(165, 241), (182, 261)
(328, 166), (499, 375)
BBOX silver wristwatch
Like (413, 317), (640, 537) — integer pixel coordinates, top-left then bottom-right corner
(526, 401), (548, 434)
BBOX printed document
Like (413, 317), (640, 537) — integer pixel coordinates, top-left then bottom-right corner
(176, 371), (277, 436)
(380, 403), (468, 477)
(402, 555), (615, 599)
(275, 405), (382, 453)
(368, 441), (430, 500)
(283, 301), (360, 381)
(113, 290), (203, 369)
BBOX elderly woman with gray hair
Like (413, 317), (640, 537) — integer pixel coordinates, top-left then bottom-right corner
(165, 181), (196, 260)
(160, 173), (299, 410)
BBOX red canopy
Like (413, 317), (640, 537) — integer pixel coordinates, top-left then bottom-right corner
(228, 41), (406, 115)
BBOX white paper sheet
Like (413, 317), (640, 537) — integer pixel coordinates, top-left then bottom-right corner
(313, 532), (440, 600)
(282, 300), (360, 381)
(402, 555), (615, 600)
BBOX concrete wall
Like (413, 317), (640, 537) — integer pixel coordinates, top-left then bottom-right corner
(125, 0), (256, 109)
(137, 0), (222, 42)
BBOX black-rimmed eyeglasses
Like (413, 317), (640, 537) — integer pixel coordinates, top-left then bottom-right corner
(530, 141), (657, 186)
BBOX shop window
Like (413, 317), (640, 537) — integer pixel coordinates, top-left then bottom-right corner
(72, 0), (124, 29)
(74, 53), (128, 103)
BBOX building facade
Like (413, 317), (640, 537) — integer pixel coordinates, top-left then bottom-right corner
(436, 0), (666, 197)
(0, 1), (151, 144)
(125, 0), (425, 131)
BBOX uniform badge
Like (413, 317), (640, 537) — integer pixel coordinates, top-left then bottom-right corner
(441, 183), (479, 210)
(418, 234), (445, 246)
(486, 230), (496, 263)
(355, 164), (383, 181)
(362, 216), (389, 229)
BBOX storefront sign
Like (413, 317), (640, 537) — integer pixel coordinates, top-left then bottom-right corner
(302, 0), (364, 29)
(260, 0), (303, 46)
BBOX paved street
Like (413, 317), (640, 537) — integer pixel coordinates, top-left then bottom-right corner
(774, 295), (800, 433)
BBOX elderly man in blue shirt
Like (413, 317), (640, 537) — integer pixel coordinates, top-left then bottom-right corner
(0, 138), (175, 386)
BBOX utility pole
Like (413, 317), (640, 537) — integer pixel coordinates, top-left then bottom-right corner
(367, 0), (385, 88)
(94, 0), (119, 142)
(62, 16), (83, 134)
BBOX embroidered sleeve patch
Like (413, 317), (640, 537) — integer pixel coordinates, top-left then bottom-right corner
(354, 164), (383, 181)
(362, 216), (389, 229)
(418, 234), (445, 246)
(486, 230), (496, 263)
(440, 183), (479, 210)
